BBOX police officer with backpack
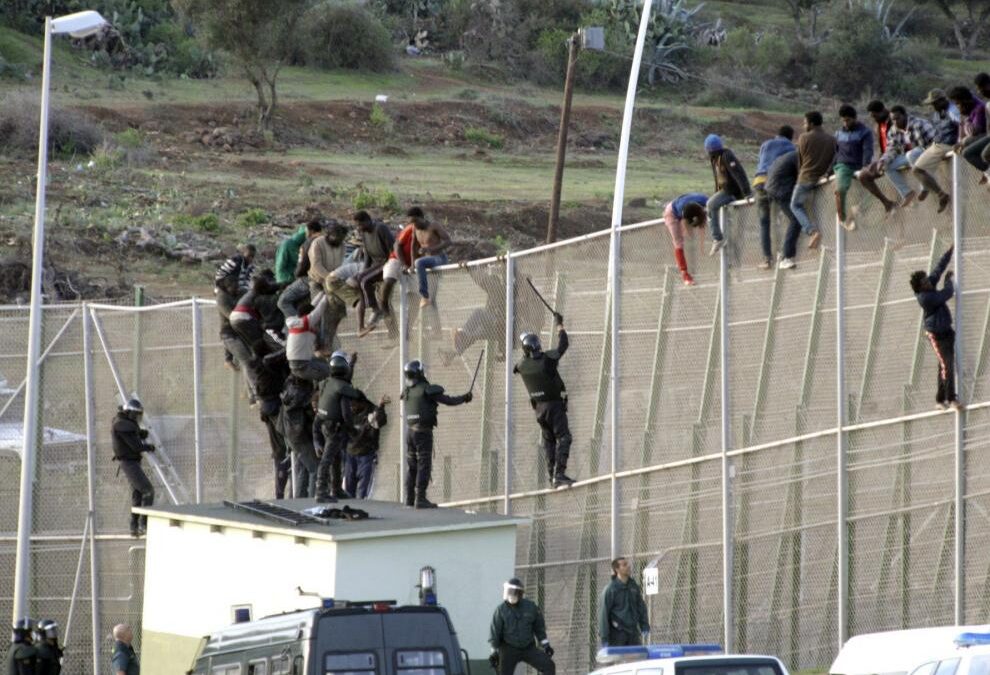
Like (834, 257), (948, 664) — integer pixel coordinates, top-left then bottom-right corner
(514, 315), (574, 488)
(314, 354), (368, 503)
(111, 399), (155, 537)
(400, 360), (472, 509)
(33, 620), (61, 675)
(6, 618), (38, 675)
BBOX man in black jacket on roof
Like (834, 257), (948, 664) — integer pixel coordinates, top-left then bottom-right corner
(910, 246), (962, 411)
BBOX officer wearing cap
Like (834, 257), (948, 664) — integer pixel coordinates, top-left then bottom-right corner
(488, 578), (555, 675)
(111, 399), (155, 537)
(6, 618), (38, 675)
(400, 360), (472, 509)
(314, 353), (368, 502)
(513, 314), (574, 488)
(33, 620), (61, 675)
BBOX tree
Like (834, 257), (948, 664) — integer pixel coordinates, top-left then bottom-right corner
(914, 0), (990, 59)
(170, 0), (308, 130)
(781, 0), (830, 43)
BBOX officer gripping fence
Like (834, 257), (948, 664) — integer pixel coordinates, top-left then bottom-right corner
(111, 398), (155, 537)
(7, 618), (38, 675)
(314, 353), (370, 503)
(488, 578), (556, 675)
(34, 619), (62, 675)
(399, 359), (473, 509)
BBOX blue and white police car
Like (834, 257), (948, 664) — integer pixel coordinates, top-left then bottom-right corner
(589, 644), (790, 675)
(905, 632), (990, 675)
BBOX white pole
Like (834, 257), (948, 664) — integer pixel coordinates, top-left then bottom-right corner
(399, 277), (409, 504)
(191, 297), (203, 503)
(504, 255), (515, 515)
(951, 154), (964, 624)
(719, 209), (733, 652)
(836, 216), (849, 648)
(13, 15), (53, 624)
(82, 304), (102, 672)
(608, 0), (654, 561)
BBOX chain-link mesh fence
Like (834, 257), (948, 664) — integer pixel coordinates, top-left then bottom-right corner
(2, 155), (989, 672)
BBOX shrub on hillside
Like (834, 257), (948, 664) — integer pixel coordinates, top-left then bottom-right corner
(302, 2), (395, 72)
(0, 94), (103, 157)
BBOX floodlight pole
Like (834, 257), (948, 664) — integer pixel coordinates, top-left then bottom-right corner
(13, 15), (54, 625)
(609, 0), (653, 562)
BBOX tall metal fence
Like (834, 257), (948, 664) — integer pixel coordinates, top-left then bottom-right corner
(1, 153), (988, 673)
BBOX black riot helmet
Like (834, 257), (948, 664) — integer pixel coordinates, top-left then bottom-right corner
(35, 619), (58, 641)
(329, 355), (351, 379)
(122, 398), (144, 417)
(404, 360), (426, 384)
(520, 333), (542, 358)
(12, 618), (34, 643)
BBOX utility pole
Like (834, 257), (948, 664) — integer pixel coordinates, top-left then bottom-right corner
(547, 33), (581, 245)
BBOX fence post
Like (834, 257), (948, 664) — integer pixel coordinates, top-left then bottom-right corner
(399, 277), (409, 504)
(719, 210), (734, 653)
(504, 254), (515, 515)
(191, 297), (204, 503)
(132, 285), (144, 394)
(82, 303), (103, 674)
(952, 153), (964, 624)
(836, 216), (849, 649)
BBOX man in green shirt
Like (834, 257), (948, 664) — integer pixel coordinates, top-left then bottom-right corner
(275, 225), (309, 285)
(488, 578), (555, 675)
(111, 624), (140, 675)
(599, 557), (650, 647)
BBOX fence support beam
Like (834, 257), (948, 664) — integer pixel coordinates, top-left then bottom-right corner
(952, 154), (964, 624)
(854, 242), (894, 421)
(399, 276), (410, 505)
(719, 224), (734, 654)
(836, 217), (849, 648)
(191, 297), (204, 503)
(503, 255), (515, 515)
(82, 303), (102, 674)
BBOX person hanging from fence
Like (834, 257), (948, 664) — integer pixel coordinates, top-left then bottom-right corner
(214, 243), (256, 371)
(314, 354), (369, 503)
(912, 90), (957, 214)
(662, 193), (708, 284)
(111, 398), (155, 538)
(514, 313), (574, 489)
(33, 620), (61, 675)
(229, 269), (282, 360)
(274, 224), (308, 285)
(488, 578), (556, 675)
(599, 557), (650, 649)
(285, 293), (331, 382)
(910, 245), (963, 412)
(754, 125), (795, 269)
(254, 346), (291, 499)
(704, 134), (751, 256)
(308, 220), (350, 351)
(400, 360), (473, 509)
(343, 394), (390, 499)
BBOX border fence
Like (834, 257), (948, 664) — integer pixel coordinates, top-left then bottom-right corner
(1, 154), (988, 673)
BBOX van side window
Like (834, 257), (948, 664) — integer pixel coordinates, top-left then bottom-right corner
(911, 662), (938, 675)
(271, 655), (291, 675)
(325, 652), (376, 675)
(969, 656), (990, 675)
(248, 659), (268, 675)
(396, 649), (447, 675)
(213, 666), (242, 675)
(934, 659), (961, 675)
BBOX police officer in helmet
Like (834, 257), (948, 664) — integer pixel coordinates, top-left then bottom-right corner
(400, 360), (472, 509)
(488, 578), (555, 675)
(33, 620), (61, 675)
(314, 354), (369, 503)
(7, 618), (38, 675)
(111, 398), (155, 537)
(513, 314), (574, 487)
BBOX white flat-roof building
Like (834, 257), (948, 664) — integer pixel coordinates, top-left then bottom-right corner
(135, 499), (526, 675)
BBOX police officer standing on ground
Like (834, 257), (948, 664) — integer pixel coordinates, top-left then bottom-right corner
(314, 354), (368, 503)
(111, 624), (139, 675)
(111, 399), (155, 537)
(599, 557), (650, 648)
(400, 360), (472, 509)
(33, 621), (61, 675)
(6, 618), (38, 675)
(514, 314), (574, 488)
(488, 578), (555, 675)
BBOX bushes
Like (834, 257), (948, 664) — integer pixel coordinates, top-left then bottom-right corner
(302, 1), (395, 72)
(464, 127), (504, 149)
(0, 94), (104, 157)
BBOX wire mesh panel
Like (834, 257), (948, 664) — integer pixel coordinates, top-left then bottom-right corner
(963, 406), (990, 623)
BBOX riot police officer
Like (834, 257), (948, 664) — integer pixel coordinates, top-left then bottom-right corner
(33, 620), (61, 675)
(488, 578), (555, 675)
(399, 360), (472, 509)
(111, 399), (155, 537)
(513, 315), (574, 487)
(6, 618), (38, 675)
(314, 355), (368, 503)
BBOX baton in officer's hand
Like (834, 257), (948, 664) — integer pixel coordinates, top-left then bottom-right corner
(468, 349), (484, 395)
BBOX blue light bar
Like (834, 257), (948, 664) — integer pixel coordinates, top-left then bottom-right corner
(955, 632), (990, 647)
(596, 644), (723, 664)
(321, 598), (335, 609)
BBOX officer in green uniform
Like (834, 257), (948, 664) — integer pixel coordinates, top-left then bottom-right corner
(315, 354), (368, 503)
(111, 624), (139, 675)
(33, 620), (61, 675)
(488, 578), (555, 675)
(514, 315), (574, 488)
(6, 618), (38, 675)
(111, 399), (156, 537)
(599, 557), (650, 647)
(399, 360), (472, 509)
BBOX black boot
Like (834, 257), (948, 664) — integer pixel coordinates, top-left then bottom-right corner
(315, 492), (338, 504)
(414, 493), (438, 509)
(129, 516), (141, 538)
(553, 473), (575, 488)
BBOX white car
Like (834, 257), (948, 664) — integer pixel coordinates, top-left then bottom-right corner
(831, 626), (990, 675)
(907, 633), (990, 675)
(589, 645), (789, 675)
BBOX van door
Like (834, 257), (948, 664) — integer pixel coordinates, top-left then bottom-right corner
(316, 613), (386, 675)
(382, 612), (461, 675)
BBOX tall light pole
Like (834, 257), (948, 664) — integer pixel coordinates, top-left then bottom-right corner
(13, 9), (107, 625)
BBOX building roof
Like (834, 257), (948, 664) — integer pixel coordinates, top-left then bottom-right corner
(134, 498), (527, 543)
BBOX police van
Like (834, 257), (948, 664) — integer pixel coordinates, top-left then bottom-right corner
(188, 601), (470, 675)
(905, 632), (990, 675)
(588, 644), (790, 675)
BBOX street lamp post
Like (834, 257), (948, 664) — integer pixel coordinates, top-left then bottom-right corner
(13, 9), (107, 626)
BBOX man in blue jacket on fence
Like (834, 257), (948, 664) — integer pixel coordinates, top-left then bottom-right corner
(910, 246), (962, 411)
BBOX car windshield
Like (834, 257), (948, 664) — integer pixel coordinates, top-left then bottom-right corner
(678, 663), (782, 675)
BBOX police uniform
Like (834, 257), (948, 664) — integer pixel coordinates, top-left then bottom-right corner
(278, 377), (319, 498)
(35, 642), (61, 675)
(599, 575), (649, 647)
(514, 329), (572, 483)
(6, 641), (38, 675)
(489, 598), (555, 675)
(400, 379), (470, 507)
(315, 375), (366, 501)
(111, 411), (155, 535)
(111, 640), (140, 675)
(345, 398), (387, 499)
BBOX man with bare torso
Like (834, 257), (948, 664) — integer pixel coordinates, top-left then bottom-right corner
(411, 209), (452, 307)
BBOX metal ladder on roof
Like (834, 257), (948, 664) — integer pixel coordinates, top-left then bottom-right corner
(89, 308), (191, 505)
(224, 499), (326, 526)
